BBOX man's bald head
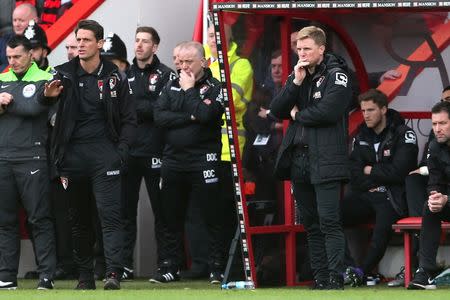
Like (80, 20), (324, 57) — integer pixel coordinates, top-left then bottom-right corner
(13, 4), (38, 35)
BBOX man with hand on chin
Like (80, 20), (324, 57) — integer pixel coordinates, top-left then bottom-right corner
(154, 41), (227, 284)
(270, 26), (352, 289)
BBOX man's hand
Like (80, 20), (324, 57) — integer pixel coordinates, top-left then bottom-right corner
(363, 165), (372, 175)
(379, 69), (401, 83)
(258, 107), (268, 119)
(0, 92), (13, 106)
(44, 80), (63, 97)
(290, 105), (299, 120)
(179, 70), (195, 91)
(428, 191), (448, 213)
(293, 60), (309, 85)
(409, 168), (420, 175)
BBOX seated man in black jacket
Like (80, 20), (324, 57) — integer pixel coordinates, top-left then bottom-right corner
(408, 101), (450, 290)
(344, 89), (418, 286)
(153, 41), (226, 284)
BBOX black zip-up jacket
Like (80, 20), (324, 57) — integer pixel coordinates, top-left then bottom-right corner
(127, 55), (176, 157)
(427, 139), (450, 196)
(50, 57), (136, 171)
(0, 62), (54, 160)
(350, 109), (418, 216)
(154, 68), (224, 171)
(270, 53), (352, 184)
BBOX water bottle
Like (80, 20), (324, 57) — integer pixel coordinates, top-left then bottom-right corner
(221, 281), (255, 290)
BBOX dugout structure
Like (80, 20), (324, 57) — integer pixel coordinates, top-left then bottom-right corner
(211, 0), (450, 287)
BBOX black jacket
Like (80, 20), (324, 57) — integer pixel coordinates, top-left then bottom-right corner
(50, 57), (136, 170)
(427, 139), (450, 196)
(350, 109), (418, 216)
(270, 53), (352, 184)
(154, 68), (224, 171)
(127, 55), (176, 157)
(0, 62), (54, 160)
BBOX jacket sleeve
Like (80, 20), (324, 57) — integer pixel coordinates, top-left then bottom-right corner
(117, 75), (137, 150)
(6, 86), (48, 116)
(349, 137), (378, 191)
(154, 85), (192, 128)
(270, 75), (300, 120)
(183, 85), (224, 124)
(294, 69), (351, 126)
(370, 128), (418, 184)
(427, 140), (446, 195)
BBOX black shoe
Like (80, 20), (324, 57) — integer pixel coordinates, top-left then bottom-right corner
(388, 266), (405, 287)
(37, 278), (54, 290)
(311, 279), (328, 290)
(209, 271), (224, 284)
(345, 266), (364, 287)
(328, 272), (344, 290)
(149, 268), (180, 283)
(104, 272), (121, 290)
(0, 280), (17, 290)
(24, 270), (39, 279)
(75, 280), (96, 290)
(121, 267), (134, 281)
(407, 268), (436, 290)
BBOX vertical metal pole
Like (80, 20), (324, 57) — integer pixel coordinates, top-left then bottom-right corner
(211, 9), (257, 286)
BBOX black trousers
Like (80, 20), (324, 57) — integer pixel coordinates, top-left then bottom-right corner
(122, 155), (176, 269)
(160, 165), (227, 270)
(292, 178), (344, 281)
(419, 203), (450, 274)
(185, 191), (209, 271)
(50, 179), (75, 272)
(0, 160), (56, 281)
(60, 142), (124, 280)
(342, 191), (401, 273)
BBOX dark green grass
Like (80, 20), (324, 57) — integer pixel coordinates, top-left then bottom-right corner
(0, 279), (449, 300)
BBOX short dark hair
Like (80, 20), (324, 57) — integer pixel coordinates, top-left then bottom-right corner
(358, 88), (388, 108)
(443, 85), (450, 93)
(75, 19), (104, 41)
(136, 26), (160, 45)
(271, 49), (282, 60)
(7, 35), (32, 51)
(431, 100), (450, 118)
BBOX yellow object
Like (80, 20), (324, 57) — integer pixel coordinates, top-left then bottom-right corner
(206, 42), (254, 161)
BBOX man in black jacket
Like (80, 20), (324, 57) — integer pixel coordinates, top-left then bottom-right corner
(121, 26), (176, 281)
(0, 35), (56, 290)
(408, 101), (450, 290)
(153, 41), (226, 284)
(343, 89), (418, 286)
(44, 19), (136, 290)
(270, 26), (352, 289)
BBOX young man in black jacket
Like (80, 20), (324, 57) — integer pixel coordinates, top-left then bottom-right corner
(408, 101), (450, 290)
(270, 26), (352, 289)
(343, 89), (418, 286)
(153, 41), (226, 284)
(45, 19), (136, 290)
(121, 26), (177, 281)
